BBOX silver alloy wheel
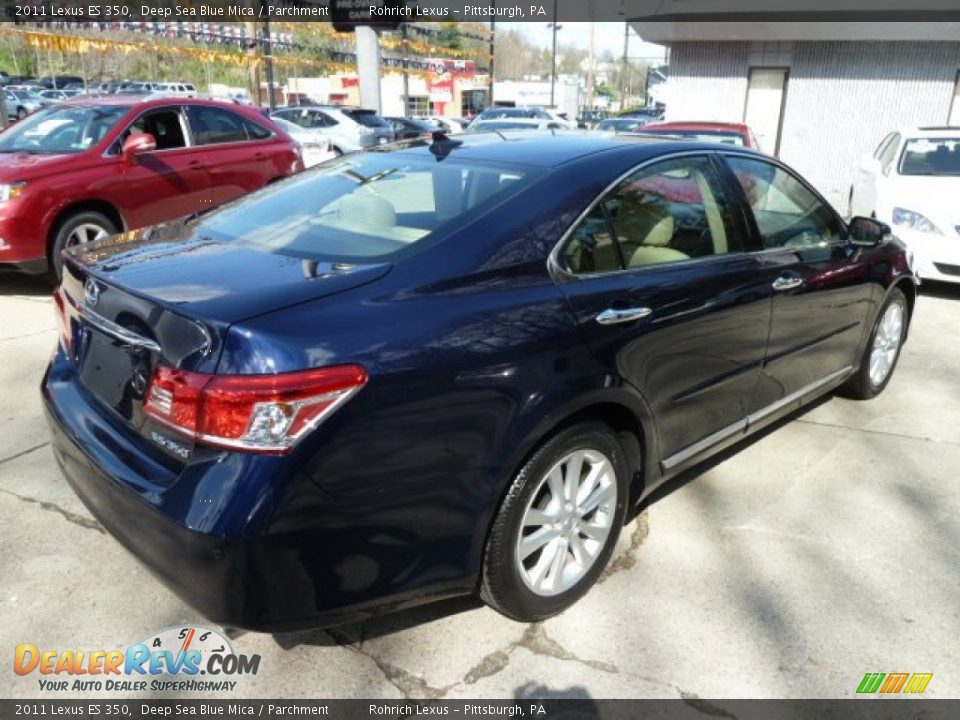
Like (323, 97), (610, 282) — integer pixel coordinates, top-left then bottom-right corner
(66, 223), (110, 248)
(869, 301), (904, 386)
(516, 448), (617, 597)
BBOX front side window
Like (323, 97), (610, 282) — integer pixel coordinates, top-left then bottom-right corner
(113, 108), (187, 152)
(560, 155), (742, 273)
(727, 156), (844, 249)
(193, 153), (541, 262)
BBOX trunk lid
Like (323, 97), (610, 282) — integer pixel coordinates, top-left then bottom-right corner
(59, 222), (391, 445)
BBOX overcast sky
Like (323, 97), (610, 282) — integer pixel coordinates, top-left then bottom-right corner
(499, 22), (668, 62)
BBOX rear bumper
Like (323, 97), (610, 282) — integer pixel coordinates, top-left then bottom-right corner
(41, 349), (471, 631)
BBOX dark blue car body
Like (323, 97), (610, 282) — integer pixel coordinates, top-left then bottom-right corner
(43, 133), (917, 630)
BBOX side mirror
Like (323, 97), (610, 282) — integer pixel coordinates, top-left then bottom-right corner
(848, 216), (892, 248)
(121, 133), (156, 165)
(859, 155), (882, 175)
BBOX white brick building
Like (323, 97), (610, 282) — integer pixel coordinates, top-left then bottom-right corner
(631, 3), (960, 208)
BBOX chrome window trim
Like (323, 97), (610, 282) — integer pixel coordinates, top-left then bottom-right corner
(661, 365), (853, 471)
(547, 149), (730, 282)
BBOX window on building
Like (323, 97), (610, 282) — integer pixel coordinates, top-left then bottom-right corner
(461, 89), (488, 118)
(406, 96), (430, 116)
(743, 67), (788, 156)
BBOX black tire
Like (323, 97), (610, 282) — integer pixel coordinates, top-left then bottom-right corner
(48, 211), (118, 283)
(841, 288), (908, 400)
(481, 422), (630, 622)
(331, 146), (344, 157)
(17, 107), (27, 120)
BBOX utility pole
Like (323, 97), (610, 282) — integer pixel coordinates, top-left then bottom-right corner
(401, 23), (409, 115)
(260, 3), (276, 110)
(621, 23), (629, 111)
(488, 11), (495, 109)
(586, 22), (595, 110)
(549, 0), (559, 108)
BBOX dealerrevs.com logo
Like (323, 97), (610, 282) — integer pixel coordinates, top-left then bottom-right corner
(14, 626), (261, 693)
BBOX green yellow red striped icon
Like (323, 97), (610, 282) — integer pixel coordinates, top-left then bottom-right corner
(857, 672), (932, 694)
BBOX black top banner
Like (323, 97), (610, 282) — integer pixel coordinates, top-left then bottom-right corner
(1, 0), (960, 24)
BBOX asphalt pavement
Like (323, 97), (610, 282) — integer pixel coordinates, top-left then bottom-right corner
(2, 272), (959, 700)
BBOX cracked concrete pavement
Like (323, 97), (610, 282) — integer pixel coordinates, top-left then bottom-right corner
(2, 272), (959, 700)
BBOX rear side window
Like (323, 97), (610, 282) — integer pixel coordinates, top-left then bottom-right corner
(242, 117), (272, 140)
(343, 109), (388, 128)
(194, 153), (541, 262)
(188, 106), (248, 145)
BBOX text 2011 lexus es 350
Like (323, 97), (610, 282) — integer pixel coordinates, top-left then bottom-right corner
(43, 133), (917, 630)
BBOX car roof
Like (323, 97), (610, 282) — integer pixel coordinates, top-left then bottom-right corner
(58, 95), (250, 110)
(378, 131), (757, 169)
(645, 121), (751, 133)
(897, 126), (960, 138)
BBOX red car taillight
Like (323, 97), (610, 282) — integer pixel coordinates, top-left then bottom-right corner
(144, 364), (368, 454)
(53, 287), (71, 353)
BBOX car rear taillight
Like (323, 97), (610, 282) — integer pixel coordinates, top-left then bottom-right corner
(144, 364), (367, 454)
(53, 286), (71, 353)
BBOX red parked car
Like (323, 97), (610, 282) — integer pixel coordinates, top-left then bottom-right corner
(641, 121), (761, 150)
(0, 96), (303, 279)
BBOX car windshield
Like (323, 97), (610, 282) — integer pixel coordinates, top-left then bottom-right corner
(597, 119), (640, 132)
(194, 152), (541, 262)
(899, 137), (960, 176)
(645, 128), (746, 146)
(468, 121), (542, 132)
(0, 105), (128, 154)
(478, 108), (535, 120)
(343, 109), (389, 128)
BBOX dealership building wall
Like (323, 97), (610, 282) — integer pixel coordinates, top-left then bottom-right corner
(659, 39), (960, 209)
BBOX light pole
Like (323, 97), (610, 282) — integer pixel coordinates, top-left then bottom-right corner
(548, 0), (561, 108)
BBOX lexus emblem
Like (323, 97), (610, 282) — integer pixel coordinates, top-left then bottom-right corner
(84, 278), (101, 307)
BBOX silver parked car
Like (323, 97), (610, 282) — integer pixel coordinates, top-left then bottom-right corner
(271, 105), (394, 154)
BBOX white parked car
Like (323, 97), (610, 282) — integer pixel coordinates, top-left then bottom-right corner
(466, 118), (571, 133)
(271, 116), (336, 168)
(850, 127), (960, 283)
(150, 82), (198, 97)
(417, 116), (462, 134)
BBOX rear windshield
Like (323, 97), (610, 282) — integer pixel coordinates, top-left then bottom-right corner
(644, 128), (746, 146)
(343, 109), (389, 128)
(194, 152), (541, 262)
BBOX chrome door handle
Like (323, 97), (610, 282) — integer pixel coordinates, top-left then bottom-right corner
(595, 307), (653, 325)
(772, 276), (804, 292)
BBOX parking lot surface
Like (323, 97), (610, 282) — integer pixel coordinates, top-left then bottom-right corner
(2, 273), (959, 700)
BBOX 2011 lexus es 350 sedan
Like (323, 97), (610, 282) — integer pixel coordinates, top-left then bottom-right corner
(43, 132), (917, 630)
